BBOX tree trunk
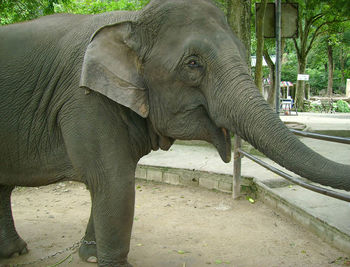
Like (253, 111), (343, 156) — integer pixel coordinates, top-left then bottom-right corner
(264, 48), (275, 108)
(254, 0), (268, 93)
(295, 58), (306, 109)
(226, 0), (251, 67)
(327, 43), (334, 97)
(292, 12), (313, 110)
(340, 47), (345, 93)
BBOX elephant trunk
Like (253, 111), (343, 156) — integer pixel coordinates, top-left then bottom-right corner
(211, 64), (350, 191)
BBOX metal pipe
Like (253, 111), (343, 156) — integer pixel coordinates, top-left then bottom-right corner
(275, 0), (282, 114)
(238, 149), (350, 203)
(291, 129), (350, 145)
(233, 135), (242, 199)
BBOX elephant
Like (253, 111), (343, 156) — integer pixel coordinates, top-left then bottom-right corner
(0, 0), (349, 266)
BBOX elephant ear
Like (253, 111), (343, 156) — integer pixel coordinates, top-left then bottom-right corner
(80, 22), (148, 118)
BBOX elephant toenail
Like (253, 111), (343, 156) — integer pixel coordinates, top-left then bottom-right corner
(87, 256), (98, 263)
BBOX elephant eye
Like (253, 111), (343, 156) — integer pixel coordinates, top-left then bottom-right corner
(188, 60), (198, 67)
(187, 59), (201, 68)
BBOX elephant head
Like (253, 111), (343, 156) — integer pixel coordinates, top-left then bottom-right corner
(80, 0), (350, 191)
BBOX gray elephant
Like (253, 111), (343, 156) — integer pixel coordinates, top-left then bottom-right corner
(0, 0), (349, 266)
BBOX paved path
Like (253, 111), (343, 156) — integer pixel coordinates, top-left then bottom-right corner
(139, 112), (350, 253)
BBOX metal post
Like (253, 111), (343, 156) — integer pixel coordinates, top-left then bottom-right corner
(233, 135), (242, 199)
(275, 0), (282, 114)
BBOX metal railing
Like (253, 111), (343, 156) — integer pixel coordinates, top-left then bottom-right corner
(290, 129), (350, 145)
(232, 131), (350, 202)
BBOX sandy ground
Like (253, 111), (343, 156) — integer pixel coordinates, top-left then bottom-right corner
(1, 181), (349, 267)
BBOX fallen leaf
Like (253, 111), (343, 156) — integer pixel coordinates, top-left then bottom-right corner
(247, 197), (255, 204)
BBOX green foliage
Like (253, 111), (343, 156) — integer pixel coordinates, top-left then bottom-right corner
(288, 0), (350, 107)
(335, 100), (350, 113)
(281, 52), (298, 83)
(213, 0), (226, 13)
(0, 0), (69, 24)
(306, 68), (327, 95)
(254, 0), (350, 101)
(305, 31), (350, 96)
(304, 101), (323, 113)
(54, 0), (150, 14)
(0, 0), (149, 25)
(303, 100), (350, 113)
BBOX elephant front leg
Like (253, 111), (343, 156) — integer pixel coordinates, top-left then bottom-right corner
(91, 173), (135, 267)
(79, 206), (98, 263)
(60, 96), (139, 266)
(0, 185), (28, 258)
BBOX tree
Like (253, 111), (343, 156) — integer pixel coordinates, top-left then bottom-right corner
(324, 23), (350, 96)
(339, 29), (350, 92)
(254, 0), (268, 92)
(326, 34), (336, 96)
(263, 46), (275, 106)
(288, 0), (350, 108)
(226, 0), (252, 66)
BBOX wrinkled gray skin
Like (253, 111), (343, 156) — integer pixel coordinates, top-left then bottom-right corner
(0, 0), (349, 266)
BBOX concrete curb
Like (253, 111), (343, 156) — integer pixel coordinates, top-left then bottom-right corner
(135, 164), (350, 254)
(136, 165), (253, 193)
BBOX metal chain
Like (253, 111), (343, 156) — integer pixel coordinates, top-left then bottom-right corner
(4, 239), (97, 267)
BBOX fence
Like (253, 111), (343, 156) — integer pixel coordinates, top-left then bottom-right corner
(232, 130), (350, 202)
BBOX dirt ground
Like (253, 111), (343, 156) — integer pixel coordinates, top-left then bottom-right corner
(1, 180), (349, 267)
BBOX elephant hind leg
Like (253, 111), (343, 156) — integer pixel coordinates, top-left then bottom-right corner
(79, 205), (97, 263)
(0, 185), (28, 258)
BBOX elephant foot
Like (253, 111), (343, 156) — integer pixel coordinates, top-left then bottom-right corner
(0, 237), (28, 258)
(79, 239), (97, 263)
(79, 239), (133, 266)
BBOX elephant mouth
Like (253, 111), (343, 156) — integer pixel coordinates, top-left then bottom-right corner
(158, 135), (175, 151)
(147, 119), (175, 151)
(211, 127), (232, 163)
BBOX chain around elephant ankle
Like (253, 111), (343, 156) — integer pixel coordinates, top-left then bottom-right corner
(81, 238), (97, 245)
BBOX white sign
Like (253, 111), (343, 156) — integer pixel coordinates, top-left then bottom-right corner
(297, 74), (309, 81)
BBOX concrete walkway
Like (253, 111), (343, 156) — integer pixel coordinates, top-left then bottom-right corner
(137, 112), (350, 254)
